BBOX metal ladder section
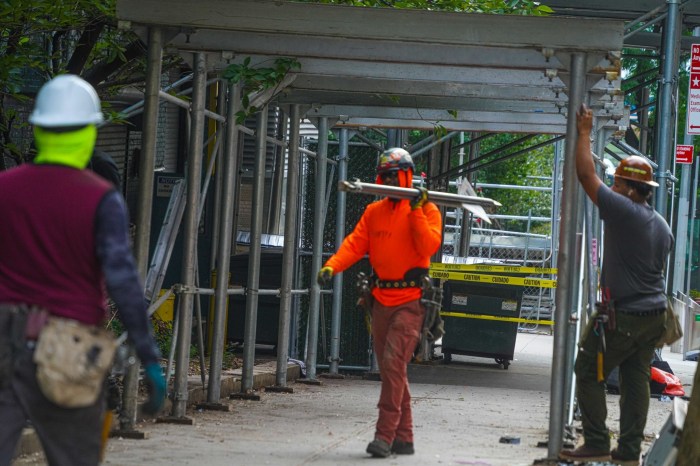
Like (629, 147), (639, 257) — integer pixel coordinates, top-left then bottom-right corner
(144, 179), (187, 305)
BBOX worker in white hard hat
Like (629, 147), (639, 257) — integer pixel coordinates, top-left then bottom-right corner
(0, 74), (165, 465)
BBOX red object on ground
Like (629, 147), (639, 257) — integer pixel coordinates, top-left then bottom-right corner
(651, 366), (685, 397)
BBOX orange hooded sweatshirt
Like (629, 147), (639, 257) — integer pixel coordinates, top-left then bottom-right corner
(323, 170), (442, 306)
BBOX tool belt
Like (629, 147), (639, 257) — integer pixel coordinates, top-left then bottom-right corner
(374, 267), (429, 289)
(33, 315), (117, 408)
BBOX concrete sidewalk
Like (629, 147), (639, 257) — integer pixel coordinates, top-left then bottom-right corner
(12, 332), (698, 466)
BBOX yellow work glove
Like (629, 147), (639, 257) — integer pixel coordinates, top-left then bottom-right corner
(410, 187), (429, 210)
(317, 266), (334, 286)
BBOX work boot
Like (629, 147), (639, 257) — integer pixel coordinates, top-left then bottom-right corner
(391, 440), (415, 455)
(366, 439), (391, 458)
(611, 448), (641, 466)
(559, 444), (611, 462)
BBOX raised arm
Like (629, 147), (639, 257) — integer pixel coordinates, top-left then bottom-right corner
(575, 104), (603, 205)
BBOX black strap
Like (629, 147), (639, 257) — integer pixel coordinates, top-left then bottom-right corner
(375, 279), (422, 289)
(374, 267), (429, 289)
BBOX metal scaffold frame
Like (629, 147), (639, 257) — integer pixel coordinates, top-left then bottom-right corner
(111, 0), (700, 460)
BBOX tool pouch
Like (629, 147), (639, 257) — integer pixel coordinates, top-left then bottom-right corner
(356, 272), (375, 333)
(595, 301), (616, 332)
(33, 316), (117, 408)
(656, 297), (683, 348)
(420, 277), (445, 342)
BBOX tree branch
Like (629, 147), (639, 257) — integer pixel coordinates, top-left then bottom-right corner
(83, 39), (146, 87)
(67, 21), (106, 75)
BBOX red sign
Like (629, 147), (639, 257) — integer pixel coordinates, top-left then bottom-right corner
(692, 73), (700, 90)
(676, 145), (694, 164)
(692, 44), (700, 72)
(688, 45), (700, 134)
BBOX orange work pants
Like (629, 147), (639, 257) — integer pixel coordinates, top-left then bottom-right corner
(371, 298), (424, 445)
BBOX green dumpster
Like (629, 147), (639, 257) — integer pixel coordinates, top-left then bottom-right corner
(440, 280), (523, 369)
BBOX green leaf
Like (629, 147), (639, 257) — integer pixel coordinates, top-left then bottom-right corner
(235, 110), (248, 125)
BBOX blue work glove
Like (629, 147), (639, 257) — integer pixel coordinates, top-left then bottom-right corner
(411, 187), (429, 210)
(142, 362), (166, 415)
(317, 266), (334, 286)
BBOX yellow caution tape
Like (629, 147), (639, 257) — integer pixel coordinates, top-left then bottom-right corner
(431, 262), (557, 275)
(440, 311), (554, 326)
(428, 270), (557, 288)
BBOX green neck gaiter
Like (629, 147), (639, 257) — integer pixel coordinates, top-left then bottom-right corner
(33, 125), (97, 169)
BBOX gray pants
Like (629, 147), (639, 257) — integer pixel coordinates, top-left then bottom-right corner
(0, 319), (104, 466)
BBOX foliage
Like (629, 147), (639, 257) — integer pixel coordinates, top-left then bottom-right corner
(223, 57), (301, 124)
(151, 317), (174, 359)
(106, 308), (174, 360)
(292, 0), (553, 15)
(0, 0), (180, 169)
(621, 47), (661, 151)
(474, 134), (553, 234)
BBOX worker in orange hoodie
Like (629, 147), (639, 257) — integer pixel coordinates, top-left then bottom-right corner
(317, 147), (442, 458)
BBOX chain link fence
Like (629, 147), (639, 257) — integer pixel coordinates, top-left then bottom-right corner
(299, 141), (379, 367)
(443, 226), (555, 333)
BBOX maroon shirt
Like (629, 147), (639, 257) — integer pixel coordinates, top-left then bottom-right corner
(0, 164), (112, 325)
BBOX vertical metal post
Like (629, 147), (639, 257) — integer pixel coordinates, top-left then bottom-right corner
(269, 110), (288, 234)
(209, 83), (228, 273)
(206, 82), (241, 402)
(386, 129), (398, 148)
(329, 128), (349, 375)
(639, 88), (651, 155)
(589, 127), (608, 311)
(687, 158), (699, 290)
(674, 133), (692, 294)
(276, 105), (301, 386)
(548, 52), (586, 459)
(551, 139), (563, 272)
(119, 26), (162, 432)
(241, 107), (269, 392)
(172, 52), (207, 418)
(305, 117), (329, 381)
(290, 155), (306, 360)
(460, 134), (479, 255)
(654, 0), (681, 217)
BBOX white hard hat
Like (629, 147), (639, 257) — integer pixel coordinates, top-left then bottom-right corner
(29, 74), (104, 127)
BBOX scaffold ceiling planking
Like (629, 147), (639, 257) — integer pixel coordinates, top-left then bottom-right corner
(545, 0), (700, 27)
(116, 0), (626, 134)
